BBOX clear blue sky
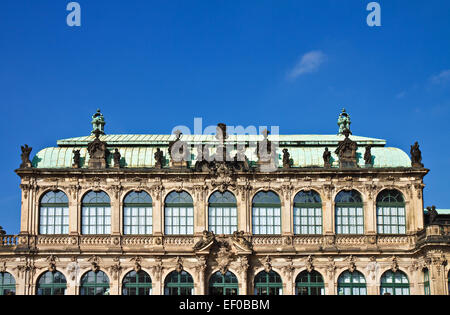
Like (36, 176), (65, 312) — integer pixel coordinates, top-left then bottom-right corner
(1, 1), (449, 233)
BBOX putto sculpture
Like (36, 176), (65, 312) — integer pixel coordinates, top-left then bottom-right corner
(410, 142), (424, 168)
(20, 144), (33, 168)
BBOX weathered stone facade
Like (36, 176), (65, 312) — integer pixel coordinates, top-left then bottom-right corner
(1, 112), (448, 295)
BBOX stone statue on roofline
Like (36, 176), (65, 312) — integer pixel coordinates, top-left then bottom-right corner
(73, 150), (81, 168)
(154, 148), (164, 169)
(337, 108), (351, 135)
(323, 147), (332, 168)
(410, 142), (424, 168)
(20, 144), (33, 168)
(364, 145), (373, 167)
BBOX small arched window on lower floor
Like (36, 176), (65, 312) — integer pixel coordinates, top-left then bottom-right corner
(424, 268), (430, 295)
(254, 270), (283, 295)
(209, 271), (239, 295)
(36, 271), (67, 295)
(337, 271), (367, 295)
(0, 272), (16, 295)
(122, 270), (152, 295)
(295, 270), (325, 295)
(164, 270), (194, 295)
(80, 271), (110, 295)
(380, 270), (410, 295)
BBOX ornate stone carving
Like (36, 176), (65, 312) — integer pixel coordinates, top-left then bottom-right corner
(426, 205), (438, 224)
(256, 129), (277, 171)
(335, 129), (358, 168)
(216, 247), (233, 274)
(410, 142), (424, 168)
(346, 255), (357, 273)
(175, 256), (183, 273)
(282, 258), (295, 281)
(87, 129), (108, 169)
(391, 256), (399, 272)
(20, 144), (32, 168)
(88, 255), (101, 273)
(151, 257), (163, 281)
(0, 260), (7, 273)
(366, 256), (379, 280)
(305, 255), (314, 273)
(66, 258), (80, 281)
(236, 256), (249, 274)
(323, 147), (332, 168)
(231, 231), (253, 252)
(73, 150), (81, 168)
(109, 257), (122, 280)
(194, 231), (216, 252)
(262, 256), (272, 273)
(46, 255), (58, 272)
(326, 257), (336, 280)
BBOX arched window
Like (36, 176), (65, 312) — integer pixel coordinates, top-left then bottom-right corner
(80, 271), (110, 295)
(254, 270), (283, 295)
(122, 270), (152, 295)
(295, 270), (325, 295)
(164, 191), (194, 235)
(36, 271), (67, 295)
(81, 191), (111, 235)
(376, 190), (406, 234)
(293, 191), (322, 235)
(335, 190), (364, 234)
(208, 191), (237, 235)
(209, 271), (239, 295)
(164, 270), (194, 295)
(252, 191), (281, 235)
(124, 191), (153, 235)
(39, 190), (69, 235)
(0, 272), (16, 295)
(424, 268), (430, 295)
(380, 270), (410, 295)
(337, 271), (367, 295)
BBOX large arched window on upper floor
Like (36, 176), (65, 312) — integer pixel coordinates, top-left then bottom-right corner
(337, 271), (367, 295)
(254, 270), (283, 295)
(209, 271), (239, 295)
(252, 191), (281, 235)
(164, 270), (194, 295)
(376, 189), (406, 234)
(80, 271), (110, 295)
(122, 270), (152, 295)
(36, 271), (67, 295)
(335, 190), (364, 235)
(380, 270), (410, 295)
(293, 190), (322, 235)
(123, 191), (153, 235)
(208, 191), (237, 235)
(81, 191), (111, 235)
(39, 190), (69, 235)
(0, 272), (16, 295)
(295, 270), (325, 295)
(164, 191), (194, 235)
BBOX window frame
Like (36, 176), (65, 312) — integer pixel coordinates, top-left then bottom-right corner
(337, 271), (367, 296)
(81, 191), (111, 235)
(39, 190), (69, 235)
(252, 191), (282, 235)
(293, 191), (323, 235)
(380, 270), (410, 296)
(254, 270), (283, 295)
(208, 191), (238, 235)
(164, 270), (194, 296)
(122, 270), (152, 296)
(164, 191), (195, 235)
(123, 191), (153, 235)
(295, 270), (325, 295)
(376, 190), (407, 235)
(335, 190), (364, 235)
(0, 272), (16, 296)
(36, 271), (67, 296)
(80, 271), (110, 296)
(208, 271), (239, 295)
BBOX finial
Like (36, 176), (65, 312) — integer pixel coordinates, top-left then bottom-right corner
(91, 109), (106, 135)
(338, 108), (351, 135)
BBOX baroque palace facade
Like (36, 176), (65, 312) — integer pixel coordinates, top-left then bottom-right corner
(0, 109), (449, 295)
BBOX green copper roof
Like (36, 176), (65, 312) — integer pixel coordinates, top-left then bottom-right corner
(32, 133), (410, 169)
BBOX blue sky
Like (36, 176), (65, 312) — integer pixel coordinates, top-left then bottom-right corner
(0, 1), (449, 233)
